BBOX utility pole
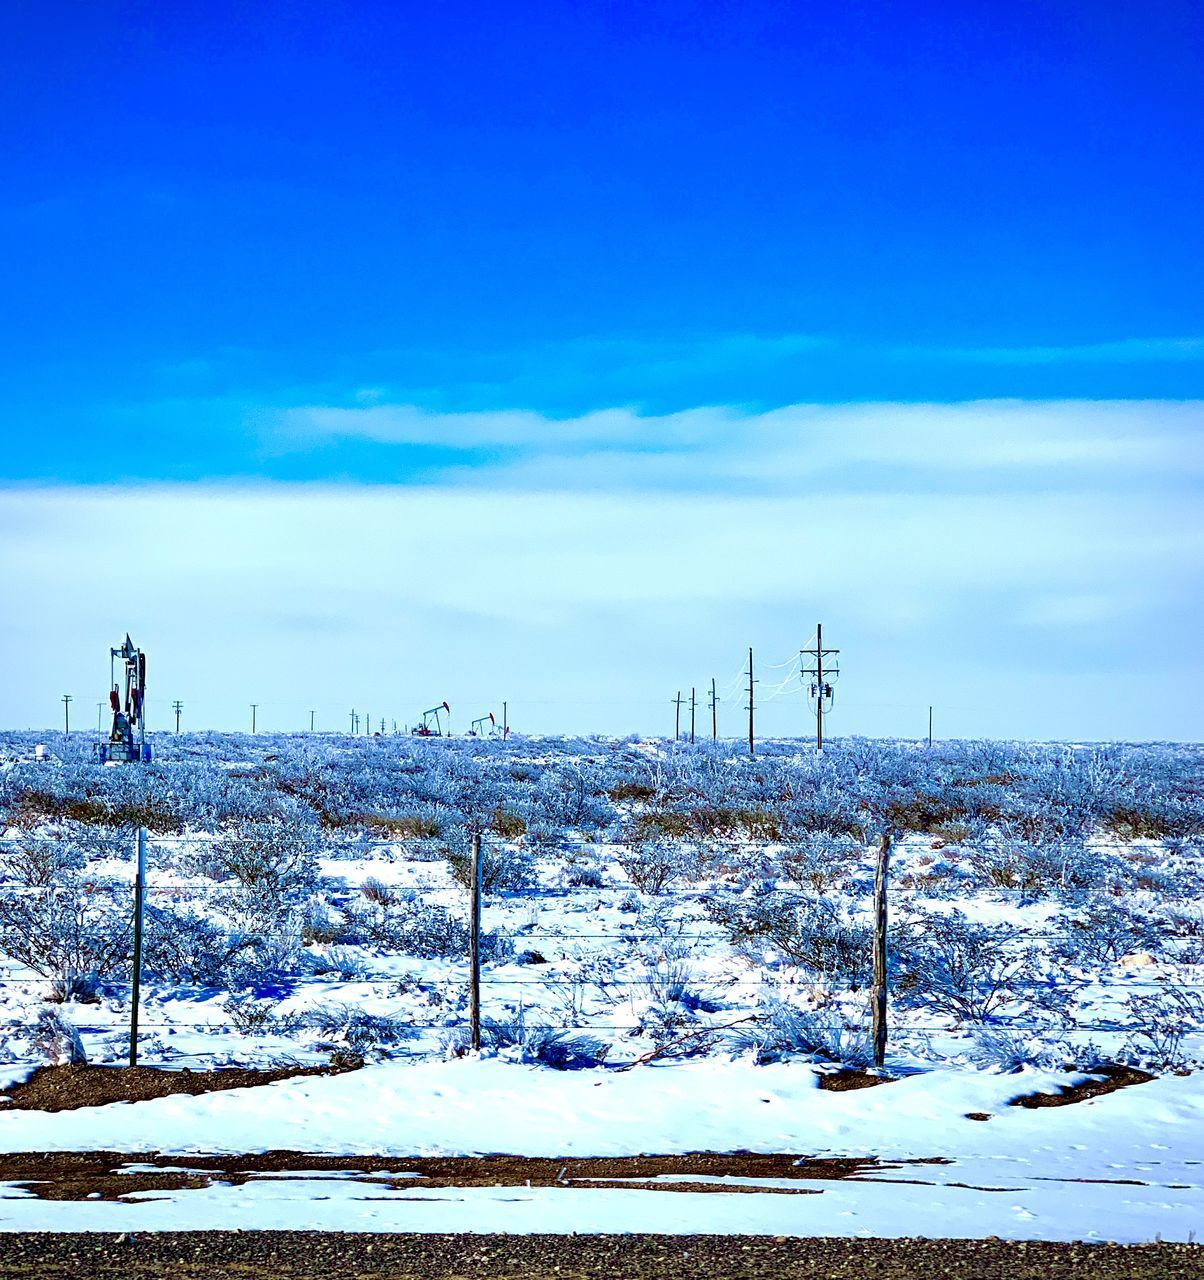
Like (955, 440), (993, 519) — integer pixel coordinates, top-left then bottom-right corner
(310, 710), (316, 732)
(673, 691), (684, 741)
(349, 710), (355, 735)
(800, 624), (840, 752)
(61, 695), (72, 737)
(928, 705), (933, 749)
(872, 830), (892, 1069)
(689, 687), (696, 744)
(97, 702), (103, 732)
(746, 648), (756, 756)
(469, 830), (482, 1052)
(710, 677), (718, 741)
(250, 704), (257, 734)
(502, 701), (508, 739)
(172, 700), (182, 734)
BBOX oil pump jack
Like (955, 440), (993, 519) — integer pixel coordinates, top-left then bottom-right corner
(469, 712), (496, 738)
(99, 634), (151, 763)
(411, 701), (450, 737)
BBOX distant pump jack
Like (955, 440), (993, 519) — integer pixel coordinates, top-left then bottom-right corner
(99, 634), (150, 764)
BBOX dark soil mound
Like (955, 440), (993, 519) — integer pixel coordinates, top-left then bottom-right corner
(816, 1068), (896, 1092)
(0, 1061), (359, 1114)
(1008, 1065), (1156, 1109)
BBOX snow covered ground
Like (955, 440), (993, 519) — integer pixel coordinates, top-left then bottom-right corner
(0, 1058), (1200, 1240)
(0, 730), (1200, 1240)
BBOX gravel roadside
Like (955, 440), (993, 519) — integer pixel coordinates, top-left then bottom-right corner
(0, 1233), (1199, 1279)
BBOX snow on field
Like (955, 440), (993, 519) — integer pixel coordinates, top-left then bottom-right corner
(0, 1058), (1200, 1240)
(0, 730), (1201, 1238)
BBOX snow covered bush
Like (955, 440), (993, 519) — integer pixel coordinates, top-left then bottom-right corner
(141, 905), (245, 985)
(734, 1000), (874, 1067)
(617, 840), (690, 895)
(32, 1007), (87, 1065)
(0, 879), (130, 1002)
(892, 909), (1047, 1023)
(707, 893), (873, 987)
(195, 818), (322, 899)
(479, 1010), (611, 1068)
(1121, 982), (1204, 1069)
(439, 829), (536, 894)
(1055, 902), (1160, 966)
(301, 1002), (412, 1056)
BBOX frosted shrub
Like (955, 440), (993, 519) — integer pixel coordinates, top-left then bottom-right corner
(225, 995), (299, 1036)
(707, 894), (873, 988)
(302, 1003), (412, 1056)
(0, 879), (130, 1002)
(967, 1025), (1075, 1072)
(0, 824), (90, 887)
(1121, 983), (1204, 1069)
(1055, 902), (1159, 967)
(344, 898), (513, 963)
(199, 817), (322, 898)
(734, 1000), (873, 1067)
(440, 830), (536, 894)
(142, 906), (243, 985)
(893, 910), (1046, 1023)
(776, 833), (862, 893)
(617, 841), (686, 895)
(33, 1007), (87, 1065)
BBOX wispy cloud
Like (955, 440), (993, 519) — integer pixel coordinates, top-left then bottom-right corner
(897, 337), (1204, 365)
(266, 398), (1204, 494)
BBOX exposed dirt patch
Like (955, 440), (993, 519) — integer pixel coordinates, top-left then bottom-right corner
(1008, 1065), (1155, 1109)
(0, 1150), (905, 1202)
(0, 1062), (360, 1114)
(815, 1068), (895, 1092)
(963, 1112), (992, 1121)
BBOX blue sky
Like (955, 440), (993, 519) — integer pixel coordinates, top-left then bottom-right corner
(1, 1), (1201, 737)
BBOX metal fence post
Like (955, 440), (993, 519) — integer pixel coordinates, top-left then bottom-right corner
(469, 830), (482, 1052)
(129, 826), (146, 1067)
(872, 830), (891, 1069)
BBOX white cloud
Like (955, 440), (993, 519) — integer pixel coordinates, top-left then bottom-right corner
(265, 399), (1204, 494)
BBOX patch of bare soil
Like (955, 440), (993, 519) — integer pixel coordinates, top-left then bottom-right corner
(0, 1061), (360, 1114)
(815, 1068), (895, 1092)
(1008, 1065), (1156, 1109)
(0, 1151), (913, 1202)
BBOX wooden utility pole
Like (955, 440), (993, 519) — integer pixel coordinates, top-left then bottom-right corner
(746, 648), (755, 756)
(710, 677), (718, 741)
(928, 705), (933, 749)
(250, 704), (257, 734)
(872, 830), (891, 1069)
(349, 710), (355, 735)
(689, 687), (696, 744)
(310, 710), (316, 732)
(502, 701), (508, 739)
(469, 830), (482, 1052)
(800, 624), (840, 752)
(96, 702), (103, 732)
(61, 695), (71, 737)
(129, 826), (146, 1066)
(673, 691), (684, 741)
(172, 700), (182, 734)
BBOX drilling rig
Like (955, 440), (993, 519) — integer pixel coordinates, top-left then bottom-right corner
(99, 634), (151, 763)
